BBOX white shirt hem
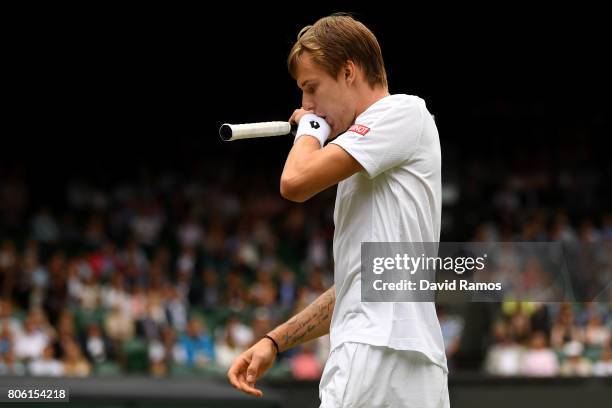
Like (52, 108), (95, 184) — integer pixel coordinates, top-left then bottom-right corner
(330, 330), (449, 374)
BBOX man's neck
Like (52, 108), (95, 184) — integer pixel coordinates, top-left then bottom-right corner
(354, 86), (391, 119)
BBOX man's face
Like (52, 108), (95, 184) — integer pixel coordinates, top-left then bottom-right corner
(295, 52), (356, 139)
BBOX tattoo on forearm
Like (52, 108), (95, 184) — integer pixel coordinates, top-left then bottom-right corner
(280, 286), (335, 350)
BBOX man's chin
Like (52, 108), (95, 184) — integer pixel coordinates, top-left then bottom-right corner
(328, 124), (350, 141)
(327, 132), (340, 142)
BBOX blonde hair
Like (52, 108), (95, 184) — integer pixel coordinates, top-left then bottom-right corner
(287, 14), (388, 89)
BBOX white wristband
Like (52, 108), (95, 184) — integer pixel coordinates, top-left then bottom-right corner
(294, 113), (331, 148)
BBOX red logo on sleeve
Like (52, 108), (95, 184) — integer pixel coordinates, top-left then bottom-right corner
(349, 124), (370, 136)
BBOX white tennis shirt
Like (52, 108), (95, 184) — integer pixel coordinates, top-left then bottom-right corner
(328, 94), (448, 373)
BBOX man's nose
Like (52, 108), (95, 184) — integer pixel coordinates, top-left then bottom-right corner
(301, 94), (315, 111)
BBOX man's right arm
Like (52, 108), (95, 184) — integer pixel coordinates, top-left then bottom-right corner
(227, 285), (336, 397)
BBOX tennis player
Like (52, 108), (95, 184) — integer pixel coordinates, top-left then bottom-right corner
(228, 13), (450, 408)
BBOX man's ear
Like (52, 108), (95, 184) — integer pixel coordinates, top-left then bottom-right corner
(344, 60), (356, 84)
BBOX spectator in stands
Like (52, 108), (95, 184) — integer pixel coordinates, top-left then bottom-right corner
(223, 271), (248, 312)
(0, 320), (13, 356)
(56, 309), (76, 340)
(95, 242), (121, 280)
(28, 308), (56, 341)
(0, 299), (22, 338)
(177, 318), (215, 368)
(438, 306), (463, 364)
(560, 341), (592, 376)
(104, 304), (135, 344)
(148, 325), (181, 376)
(162, 325), (182, 367)
(549, 211), (577, 244)
(290, 341), (322, 380)
(78, 273), (100, 311)
(176, 268), (191, 298)
(66, 260), (84, 307)
(248, 268), (278, 323)
(164, 285), (188, 334)
(43, 252), (68, 323)
(102, 273), (129, 313)
(128, 284), (147, 322)
(199, 268), (221, 311)
(592, 343), (612, 376)
(139, 298), (165, 340)
(584, 311), (610, 348)
(551, 303), (583, 349)
(224, 315), (253, 350)
(0, 240), (18, 295)
(176, 246), (197, 277)
(84, 323), (110, 364)
(249, 308), (273, 346)
(278, 268), (297, 310)
(177, 214), (203, 249)
(130, 202), (165, 247)
(0, 350), (26, 376)
(20, 240), (45, 305)
(215, 322), (244, 371)
(121, 238), (149, 286)
(484, 320), (524, 376)
(28, 344), (64, 376)
(13, 315), (48, 360)
(509, 306), (532, 345)
(521, 331), (559, 376)
(61, 339), (91, 377)
(148, 335), (167, 376)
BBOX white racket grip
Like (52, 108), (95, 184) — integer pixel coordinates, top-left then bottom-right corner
(219, 121), (297, 141)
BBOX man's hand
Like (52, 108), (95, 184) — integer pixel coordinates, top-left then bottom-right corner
(228, 286), (336, 397)
(289, 108), (332, 149)
(227, 337), (277, 398)
(289, 108), (314, 125)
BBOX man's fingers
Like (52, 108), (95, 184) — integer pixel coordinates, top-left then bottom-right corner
(290, 108), (314, 124)
(228, 356), (263, 397)
(246, 354), (261, 386)
(228, 370), (241, 390)
(289, 109), (300, 124)
(227, 357), (248, 390)
(238, 372), (263, 397)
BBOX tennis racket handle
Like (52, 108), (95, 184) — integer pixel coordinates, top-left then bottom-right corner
(219, 121), (297, 141)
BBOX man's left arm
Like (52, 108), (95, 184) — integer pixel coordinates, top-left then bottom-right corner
(280, 135), (362, 202)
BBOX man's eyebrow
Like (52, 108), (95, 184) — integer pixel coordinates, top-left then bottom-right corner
(298, 79), (315, 89)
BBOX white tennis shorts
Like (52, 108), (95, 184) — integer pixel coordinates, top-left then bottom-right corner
(319, 342), (450, 408)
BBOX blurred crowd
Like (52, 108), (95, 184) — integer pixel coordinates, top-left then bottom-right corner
(482, 301), (611, 377)
(0, 169), (336, 379)
(0, 145), (610, 379)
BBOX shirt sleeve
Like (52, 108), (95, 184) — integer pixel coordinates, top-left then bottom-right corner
(330, 97), (424, 179)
